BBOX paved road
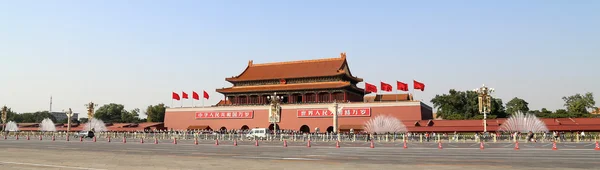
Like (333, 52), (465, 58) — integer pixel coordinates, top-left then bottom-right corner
(0, 139), (599, 170)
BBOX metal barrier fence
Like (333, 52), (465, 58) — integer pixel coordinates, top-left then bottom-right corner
(2, 131), (599, 143)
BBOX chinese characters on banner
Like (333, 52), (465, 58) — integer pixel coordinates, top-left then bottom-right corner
(195, 111), (254, 119)
(296, 108), (371, 118)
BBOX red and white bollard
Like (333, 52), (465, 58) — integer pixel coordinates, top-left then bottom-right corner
(307, 139), (311, 148)
(438, 141), (443, 149)
(107, 136), (111, 142)
(514, 141), (520, 150)
(154, 138), (158, 144)
(140, 138), (144, 144)
(80, 136), (83, 142)
(39, 135), (42, 141)
(194, 138), (198, 145)
(255, 139), (259, 146)
(122, 137), (126, 143)
(52, 135), (55, 141)
(27, 135), (30, 140)
(370, 140), (375, 148)
(93, 136), (96, 142)
(480, 141), (485, 150)
(233, 139), (238, 146)
(403, 139), (408, 149)
(283, 140), (288, 147)
(552, 141), (558, 150)
(336, 140), (340, 148)
(173, 138), (177, 144)
(16, 135), (19, 140)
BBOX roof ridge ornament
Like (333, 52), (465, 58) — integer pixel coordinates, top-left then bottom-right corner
(340, 52), (346, 59)
(248, 60), (253, 66)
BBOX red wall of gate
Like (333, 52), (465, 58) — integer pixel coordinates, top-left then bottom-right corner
(164, 104), (430, 132)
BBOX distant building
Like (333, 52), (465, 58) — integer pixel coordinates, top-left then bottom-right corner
(591, 108), (600, 115)
(51, 112), (79, 122)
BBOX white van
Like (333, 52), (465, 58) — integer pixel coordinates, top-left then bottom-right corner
(246, 128), (268, 139)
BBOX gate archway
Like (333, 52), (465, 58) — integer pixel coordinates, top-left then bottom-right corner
(299, 125), (310, 133)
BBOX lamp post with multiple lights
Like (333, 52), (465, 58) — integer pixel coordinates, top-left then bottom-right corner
(1, 106), (7, 132)
(85, 101), (98, 120)
(473, 84), (495, 132)
(266, 93), (282, 136)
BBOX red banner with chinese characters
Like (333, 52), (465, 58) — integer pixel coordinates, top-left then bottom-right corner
(296, 108), (371, 118)
(195, 111), (254, 119)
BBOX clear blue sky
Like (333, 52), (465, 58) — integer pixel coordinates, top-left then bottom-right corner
(1, 0), (598, 117)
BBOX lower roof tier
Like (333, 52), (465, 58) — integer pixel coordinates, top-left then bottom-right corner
(216, 81), (366, 94)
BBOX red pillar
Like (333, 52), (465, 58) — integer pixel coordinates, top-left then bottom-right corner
(329, 93), (333, 102)
(343, 92), (347, 102)
(316, 92), (319, 103)
(302, 94), (306, 103)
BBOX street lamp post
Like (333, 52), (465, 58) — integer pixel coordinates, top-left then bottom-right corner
(84, 101), (98, 120)
(328, 101), (344, 141)
(266, 93), (282, 137)
(473, 84), (494, 133)
(1, 106), (7, 132)
(65, 108), (73, 132)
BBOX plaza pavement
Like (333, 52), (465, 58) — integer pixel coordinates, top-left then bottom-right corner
(0, 137), (599, 170)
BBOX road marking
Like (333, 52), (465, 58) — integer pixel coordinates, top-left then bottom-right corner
(233, 156), (321, 161)
(282, 157), (320, 161)
(0, 161), (107, 170)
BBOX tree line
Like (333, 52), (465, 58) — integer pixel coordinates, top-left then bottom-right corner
(1, 103), (167, 124)
(431, 90), (597, 120)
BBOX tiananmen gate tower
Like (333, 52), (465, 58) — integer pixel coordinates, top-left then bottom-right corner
(164, 53), (433, 133)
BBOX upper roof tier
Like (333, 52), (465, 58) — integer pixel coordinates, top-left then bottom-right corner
(225, 52), (363, 82)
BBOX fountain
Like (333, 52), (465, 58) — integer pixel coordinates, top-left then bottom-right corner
(499, 111), (548, 133)
(5, 121), (19, 132)
(83, 118), (107, 132)
(364, 115), (408, 133)
(39, 118), (57, 132)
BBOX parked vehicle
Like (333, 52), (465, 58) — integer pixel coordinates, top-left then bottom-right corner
(76, 131), (95, 138)
(246, 128), (268, 139)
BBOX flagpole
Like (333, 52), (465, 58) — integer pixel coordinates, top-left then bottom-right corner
(395, 83), (398, 102)
(363, 83), (366, 103)
(181, 91), (184, 108)
(412, 80), (415, 101)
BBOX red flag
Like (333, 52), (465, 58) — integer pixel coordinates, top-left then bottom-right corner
(203, 91), (210, 99)
(397, 81), (408, 91)
(365, 83), (377, 93)
(192, 91), (200, 100)
(413, 80), (425, 91)
(182, 91), (189, 99)
(380, 82), (392, 92)
(172, 92), (181, 100)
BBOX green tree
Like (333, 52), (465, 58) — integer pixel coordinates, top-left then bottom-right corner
(562, 92), (596, 117)
(79, 118), (89, 123)
(146, 104), (167, 122)
(121, 108), (141, 123)
(431, 89), (506, 120)
(94, 103), (128, 123)
(506, 97), (530, 115)
(17, 112), (54, 123)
